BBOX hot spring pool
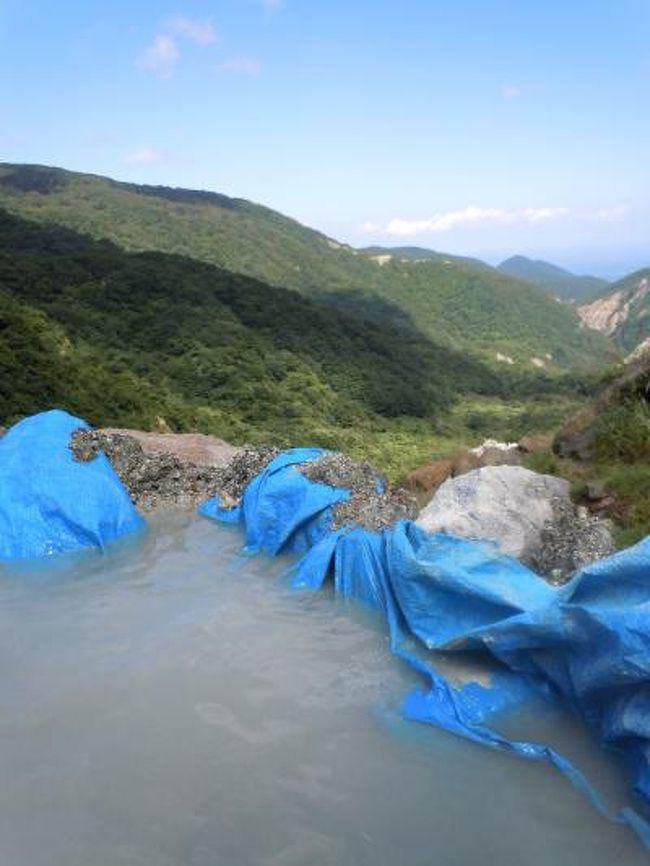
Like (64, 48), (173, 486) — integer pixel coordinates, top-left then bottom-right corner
(0, 512), (646, 865)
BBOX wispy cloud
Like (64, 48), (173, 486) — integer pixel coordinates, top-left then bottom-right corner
(218, 56), (262, 75)
(365, 206), (571, 236)
(590, 205), (628, 222)
(137, 34), (179, 78)
(137, 17), (218, 77)
(261, 0), (284, 9)
(167, 16), (218, 46)
(502, 83), (522, 99)
(522, 207), (569, 223)
(123, 147), (164, 166)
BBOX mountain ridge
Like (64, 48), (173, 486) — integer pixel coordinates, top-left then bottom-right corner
(497, 255), (609, 302)
(0, 162), (613, 372)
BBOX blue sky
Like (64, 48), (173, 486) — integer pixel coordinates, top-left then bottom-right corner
(0, 0), (648, 276)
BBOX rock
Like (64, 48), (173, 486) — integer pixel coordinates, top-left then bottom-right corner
(467, 444), (523, 468)
(585, 480), (608, 502)
(100, 428), (239, 467)
(453, 440), (522, 475)
(468, 439), (519, 459)
(518, 434), (552, 454)
(406, 459), (454, 494)
(416, 465), (613, 583)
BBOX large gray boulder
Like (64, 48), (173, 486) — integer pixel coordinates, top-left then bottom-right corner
(416, 465), (613, 582)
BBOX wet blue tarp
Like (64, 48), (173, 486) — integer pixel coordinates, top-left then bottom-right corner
(0, 410), (144, 560)
(200, 448), (650, 847)
(200, 448), (349, 555)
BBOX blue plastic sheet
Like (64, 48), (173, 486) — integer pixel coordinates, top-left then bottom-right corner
(0, 410), (144, 560)
(200, 448), (650, 847)
(200, 448), (349, 555)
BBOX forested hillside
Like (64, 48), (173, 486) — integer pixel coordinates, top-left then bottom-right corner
(0, 209), (512, 436)
(0, 163), (613, 370)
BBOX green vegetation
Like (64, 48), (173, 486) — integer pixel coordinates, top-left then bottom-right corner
(0, 209), (499, 445)
(0, 163), (614, 370)
(524, 388), (650, 547)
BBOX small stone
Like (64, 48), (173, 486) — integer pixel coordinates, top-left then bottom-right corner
(586, 481), (607, 501)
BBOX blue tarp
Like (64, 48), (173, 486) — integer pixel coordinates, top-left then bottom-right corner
(0, 410), (144, 560)
(201, 448), (650, 847)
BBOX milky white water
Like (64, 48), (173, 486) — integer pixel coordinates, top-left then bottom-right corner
(0, 512), (646, 865)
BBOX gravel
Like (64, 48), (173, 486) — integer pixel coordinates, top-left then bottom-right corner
(208, 446), (279, 509)
(299, 452), (417, 531)
(530, 498), (615, 584)
(70, 429), (225, 511)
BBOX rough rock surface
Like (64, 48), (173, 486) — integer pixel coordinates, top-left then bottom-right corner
(416, 465), (613, 583)
(70, 429), (233, 511)
(299, 452), (417, 531)
(100, 428), (239, 466)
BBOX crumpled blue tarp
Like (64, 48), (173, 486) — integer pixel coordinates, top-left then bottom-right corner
(0, 410), (144, 560)
(200, 448), (650, 846)
(200, 448), (349, 555)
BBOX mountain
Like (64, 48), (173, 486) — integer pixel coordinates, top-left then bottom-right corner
(577, 269), (650, 353)
(0, 163), (612, 372)
(497, 255), (609, 302)
(0, 208), (515, 443)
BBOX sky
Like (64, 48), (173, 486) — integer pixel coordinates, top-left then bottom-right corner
(0, 0), (648, 277)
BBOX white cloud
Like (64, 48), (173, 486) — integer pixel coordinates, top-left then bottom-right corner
(502, 83), (522, 99)
(123, 147), (163, 166)
(218, 56), (262, 75)
(590, 205), (628, 222)
(385, 207), (516, 236)
(522, 207), (569, 223)
(261, 0), (284, 8)
(137, 34), (179, 78)
(369, 206), (571, 236)
(168, 16), (218, 46)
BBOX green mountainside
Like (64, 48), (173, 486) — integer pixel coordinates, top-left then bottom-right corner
(0, 208), (519, 441)
(0, 163), (612, 371)
(498, 255), (609, 302)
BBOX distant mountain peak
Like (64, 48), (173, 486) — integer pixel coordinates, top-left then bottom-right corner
(497, 255), (609, 302)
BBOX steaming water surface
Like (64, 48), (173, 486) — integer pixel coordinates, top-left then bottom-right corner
(0, 512), (646, 865)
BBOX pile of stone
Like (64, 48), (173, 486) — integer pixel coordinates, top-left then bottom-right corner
(299, 452), (417, 531)
(209, 445), (279, 509)
(70, 429), (232, 511)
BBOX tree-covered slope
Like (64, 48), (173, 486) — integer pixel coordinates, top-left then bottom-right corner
(0, 163), (613, 371)
(498, 255), (609, 302)
(0, 208), (521, 440)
